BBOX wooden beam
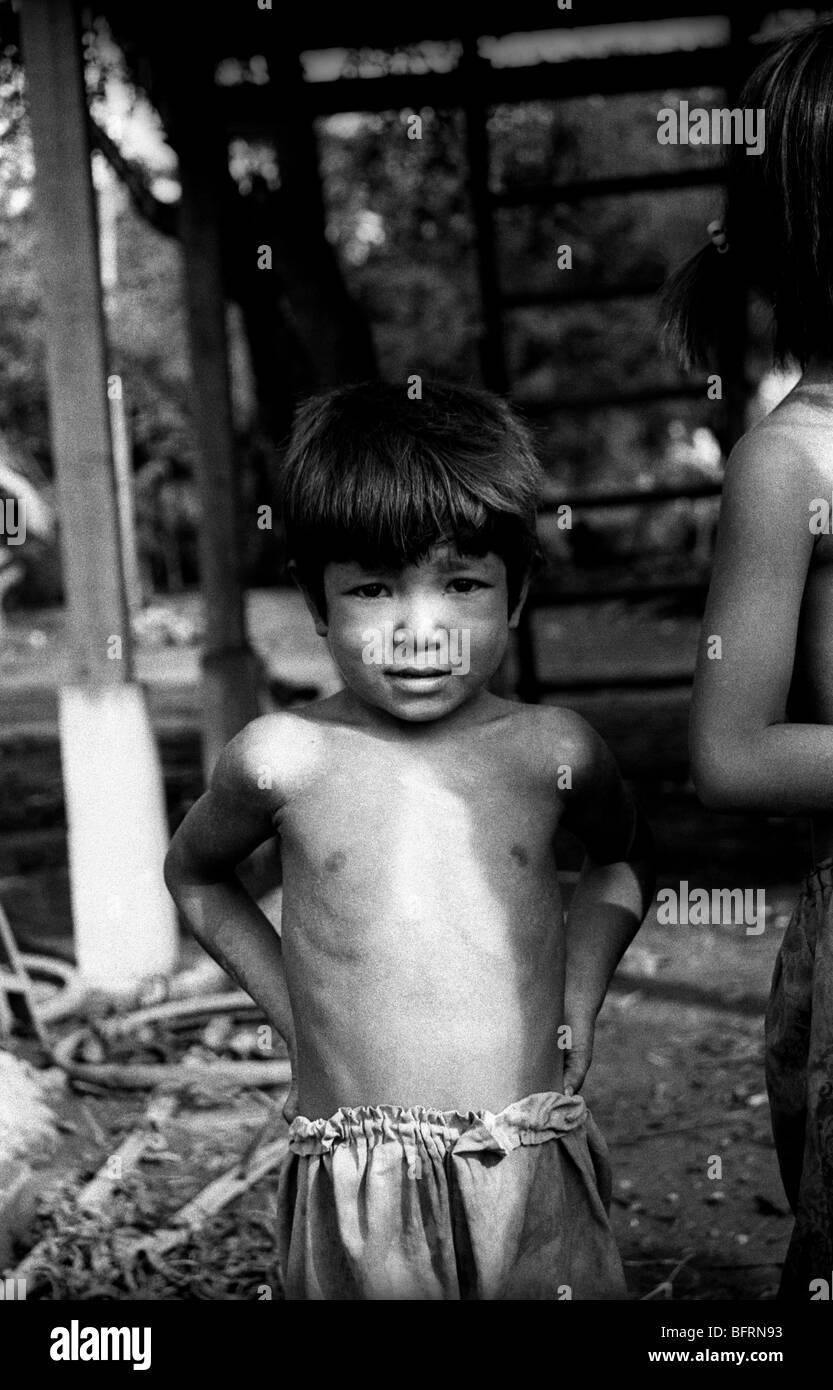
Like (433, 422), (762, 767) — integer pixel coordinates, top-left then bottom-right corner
(537, 482), (722, 511)
(494, 166), (725, 208)
(22, 0), (129, 685)
(100, 0), (787, 59)
(161, 40), (261, 778)
(527, 580), (708, 607)
(461, 36), (507, 393)
(221, 44), (739, 127)
(515, 382), (714, 415)
(262, 43), (378, 386)
(715, 11), (755, 455)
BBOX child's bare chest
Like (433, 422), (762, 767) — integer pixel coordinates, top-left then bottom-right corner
(276, 735), (562, 965)
(283, 745), (556, 867)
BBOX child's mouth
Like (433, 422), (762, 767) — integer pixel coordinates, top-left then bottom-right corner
(385, 669), (453, 686)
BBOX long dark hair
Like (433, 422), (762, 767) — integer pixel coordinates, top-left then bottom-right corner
(662, 17), (833, 369)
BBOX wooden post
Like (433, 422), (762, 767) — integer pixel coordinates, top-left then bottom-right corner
(109, 379), (144, 620)
(717, 13), (755, 453)
(460, 35), (509, 395)
(164, 42), (261, 781)
(460, 36), (518, 694)
(263, 44), (377, 388)
(21, 0), (178, 993)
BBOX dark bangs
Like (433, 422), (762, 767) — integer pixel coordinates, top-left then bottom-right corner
(278, 382), (544, 609)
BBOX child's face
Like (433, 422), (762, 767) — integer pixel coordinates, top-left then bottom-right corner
(309, 544), (525, 724)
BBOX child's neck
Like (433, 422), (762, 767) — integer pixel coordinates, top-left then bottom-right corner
(340, 684), (503, 740)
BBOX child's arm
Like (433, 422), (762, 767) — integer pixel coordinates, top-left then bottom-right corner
(557, 715), (655, 1093)
(163, 719), (298, 1101)
(691, 428), (833, 812)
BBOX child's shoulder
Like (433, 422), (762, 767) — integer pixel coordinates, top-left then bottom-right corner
(512, 701), (612, 780)
(212, 707), (328, 803)
(727, 399), (833, 498)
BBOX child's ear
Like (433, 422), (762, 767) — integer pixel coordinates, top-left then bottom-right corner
(508, 569), (533, 629)
(288, 562), (328, 637)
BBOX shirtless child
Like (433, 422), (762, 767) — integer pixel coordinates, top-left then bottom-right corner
(662, 17), (833, 1300)
(164, 381), (654, 1300)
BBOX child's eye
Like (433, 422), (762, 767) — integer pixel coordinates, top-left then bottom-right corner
(448, 578), (488, 593)
(348, 583), (388, 598)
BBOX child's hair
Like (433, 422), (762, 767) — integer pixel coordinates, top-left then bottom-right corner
(662, 16), (833, 369)
(277, 380), (544, 615)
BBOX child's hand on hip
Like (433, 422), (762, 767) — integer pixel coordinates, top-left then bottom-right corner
(282, 1075), (300, 1125)
(282, 1037), (300, 1125)
(562, 1014), (595, 1095)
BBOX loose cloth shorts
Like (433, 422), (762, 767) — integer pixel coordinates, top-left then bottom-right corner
(276, 1089), (626, 1300)
(765, 857), (833, 1298)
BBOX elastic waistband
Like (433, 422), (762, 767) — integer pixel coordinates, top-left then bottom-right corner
(288, 1090), (587, 1158)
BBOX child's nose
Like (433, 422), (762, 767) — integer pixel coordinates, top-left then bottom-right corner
(393, 600), (446, 643)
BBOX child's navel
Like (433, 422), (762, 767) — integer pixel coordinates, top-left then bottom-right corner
(509, 844), (529, 867)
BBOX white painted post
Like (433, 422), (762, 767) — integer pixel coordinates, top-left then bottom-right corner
(21, 0), (178, 994)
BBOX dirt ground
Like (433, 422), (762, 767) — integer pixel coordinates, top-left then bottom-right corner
(4, 1071), (286, 1300)
(595, 908), (792, 1301)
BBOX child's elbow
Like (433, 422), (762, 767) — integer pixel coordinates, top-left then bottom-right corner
(690, 747), (750, 812)
(163, 839), (186, 897)
(692, 778), (731, 812)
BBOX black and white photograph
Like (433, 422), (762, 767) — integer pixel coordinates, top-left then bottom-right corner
(0, 0), (831, 1358)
